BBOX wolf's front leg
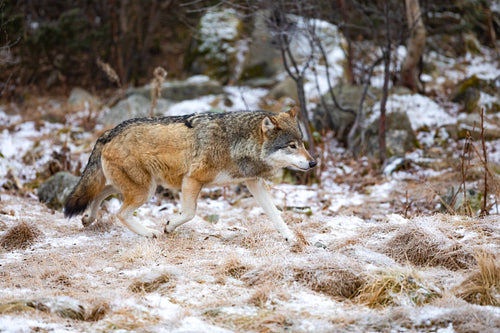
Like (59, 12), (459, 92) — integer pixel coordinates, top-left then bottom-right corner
(164, 177), (202, 233)
(245, 178), (297, 243)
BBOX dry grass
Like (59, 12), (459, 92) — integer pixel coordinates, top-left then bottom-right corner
(218, 254), (252, 279)
(0, 193), (499, 332)
(382, 224), (475, 270)
(204, 308), (292, 333)
(456, 251), (500, 306)
(248, 283), (274, 308)
(129, 272), (174, 293)
(357, 269), (442, 307)
(0, 220), (41, 250)
(242, 262), (287, 287)
(85, 302), (110, 322)
(293, 264), (364, 299)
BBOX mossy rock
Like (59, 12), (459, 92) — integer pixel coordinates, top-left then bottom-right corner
(184, 8), (243, 83)
(353, 111), (417, 159)
(312, 84), (381, 142)
(37, 171), (79, 210)
(451, 75), (500, 113)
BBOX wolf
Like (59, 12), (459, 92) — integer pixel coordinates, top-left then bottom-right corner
(64, 108), (316, 242)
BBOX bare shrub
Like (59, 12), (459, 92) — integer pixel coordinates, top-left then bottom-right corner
(357, 269), (441, 307)
(0, 221), (41, 250)
(293, 265), (364, 299)
(456, 251), (500, 306)
(129, 272), (173, 293)
(382, 224), (475, 270)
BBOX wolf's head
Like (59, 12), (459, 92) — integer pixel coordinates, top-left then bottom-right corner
(261, 108), (317, 172)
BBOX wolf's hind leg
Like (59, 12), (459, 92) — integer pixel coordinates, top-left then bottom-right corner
(117, 190), (161, 238)
(82, 185), (118, 227)
(164, 177), (202, 233)
(245, 178), (296, 243)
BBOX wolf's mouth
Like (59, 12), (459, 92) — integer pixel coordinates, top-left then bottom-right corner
(290, 164), (311, 171)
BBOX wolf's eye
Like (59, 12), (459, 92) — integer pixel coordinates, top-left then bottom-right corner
(288, 143), (297, 149)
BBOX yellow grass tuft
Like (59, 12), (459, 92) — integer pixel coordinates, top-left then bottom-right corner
(457, 251), (500, 306)
(129, 272), (174, 293)
(357, 269), (442, 307)
(0, 221), (42, 250)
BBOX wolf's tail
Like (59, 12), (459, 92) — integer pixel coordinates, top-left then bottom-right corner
(64, 136), (107, 218)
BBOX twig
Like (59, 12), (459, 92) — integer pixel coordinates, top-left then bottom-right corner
(150, 67), (167, 117)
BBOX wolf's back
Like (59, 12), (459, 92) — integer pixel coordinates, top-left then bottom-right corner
(64, 137), (107, 218)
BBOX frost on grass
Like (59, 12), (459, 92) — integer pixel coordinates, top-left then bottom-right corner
(357, 268), (442, 308)
(129, 272), (174, 294)
(0, 220), (41, 250)
(381, 223), (476, 270)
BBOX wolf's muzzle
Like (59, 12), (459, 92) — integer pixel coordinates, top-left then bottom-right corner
(309, 161), (317, 168)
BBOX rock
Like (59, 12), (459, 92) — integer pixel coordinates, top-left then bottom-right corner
(441, 187), (483, 215)
(184, 8), (243, 83)
(239, 10), (283, 81)
(457, 113), (500, 141)
(312, 84), (381, 142)
(450, 75), (500, 113)
(129, 78), (223, 102)
(314, 241), (327, 249)
(98, 94), (171, 126)
(355, 111), (417, 158)
(38, 171), (79, 210)
(383, 157), (412, 175)
(68, 87), (101, 110)
(267, 77), (298, 101)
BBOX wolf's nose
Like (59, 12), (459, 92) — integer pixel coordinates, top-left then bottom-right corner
(309, 161), (317, 168)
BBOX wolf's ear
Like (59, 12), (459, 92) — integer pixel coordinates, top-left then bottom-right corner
(262, 116), (278, 135)
(287, 107), (298, 118)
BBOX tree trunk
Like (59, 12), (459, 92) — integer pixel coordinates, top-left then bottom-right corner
(400, 0), (426, 93)
(379, 51), (390, 165)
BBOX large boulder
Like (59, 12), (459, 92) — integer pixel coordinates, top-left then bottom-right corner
(239, 10), (283, 82)
(240, 11), (346, 84)
(184, 8), (243, 83)
(38, 171), (79, 211)
(128, 77), (223, 102)
(267, 77), (298, 101)
(450, 75), (500, 114)
(98, 94), (172, 126)
(67, 87), (101, 110)
(457, 113), (500, 141)
(312, 85), (381, 142)
(354, 111), (417, 159)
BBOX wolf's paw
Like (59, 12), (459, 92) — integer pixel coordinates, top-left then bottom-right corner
(144, 228), (161, 238)
(284, 233), (297, 244)
(82, 214), (95, 227)
(164, 222), (175, 234)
